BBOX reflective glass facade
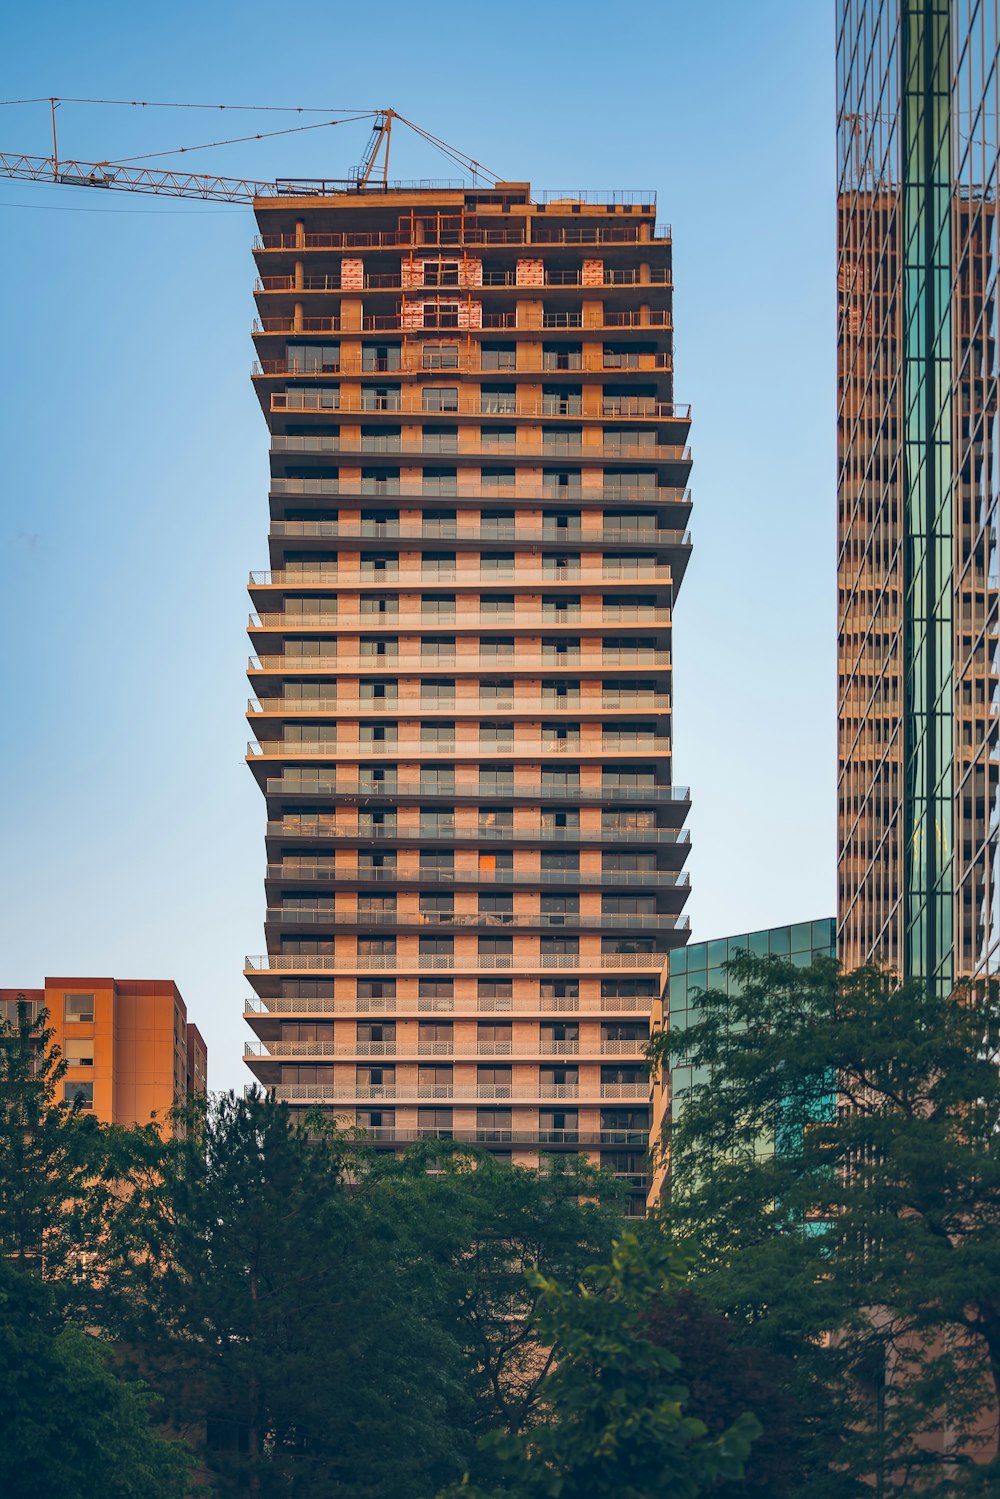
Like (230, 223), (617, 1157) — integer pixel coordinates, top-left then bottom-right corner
(837, 1), (1000, 982)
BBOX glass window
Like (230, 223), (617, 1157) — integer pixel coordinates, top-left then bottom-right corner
(64, 993), (94, 1023)
(64, 1081), (94, 1108)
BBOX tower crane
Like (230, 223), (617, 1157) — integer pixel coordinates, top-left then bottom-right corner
(0, 100), (501, 202)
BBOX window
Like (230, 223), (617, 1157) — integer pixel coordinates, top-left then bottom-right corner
(543, 346), (582, 371)
(64, 993), (94, 1024)
(360, 552), (398, 576)
(423, 425), (458, 452)
(417, 1107), (454, 1136)
(418, 983), (453, 1015)
(481, 345), (516, 371)
(420, 892), (455, 917)
(480, 893), (513, 921)
(420, 768), (456, 794)
(422, 678), (456, 704)
(423, 386), (459, 413)
(479, 584), (515, 608)
(359, 679), (398, 702)
(65, 1038), (94, 1067)
(287, 343), (341, 373)
(481, 386), (517, 415)
(362, 344), (401, 372)
(476, 1108), (512, 1140)
(360, 594), (399, 617)
(421, 722), (455, 746)
(422, 636), (456, 661)
(422, 594), (456, 620)
(478, 1066), (512, 1092)
(423, 260), (460, 288)
(361, 385), (400, 412)
(357, 979), (396, 1001)
(64, 1081), (94, 1109)
(420, 849), (454, 871)
(357, 1020), (396, 1045)
(478, 980), (513, 1008)
(422, 343), (460, 370)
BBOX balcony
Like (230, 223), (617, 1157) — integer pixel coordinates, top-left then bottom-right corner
(268, 392), (687, 425)
(243, 993), (657, 1019)
(265, 910), (688, 933)
(248, 653), (670, 676)
(266, 865), (687, 892)
(265, 776), (690, 807)
(250, 693), (671, 718)
(267, 824), (687, 850)
(244, 950), (675, 974)
(248, 607), (671, 633)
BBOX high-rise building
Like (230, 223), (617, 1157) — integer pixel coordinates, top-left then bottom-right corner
(0, 976), (208, 1127)
(837, 1), (1000, 983)
(241, 183), (692, 1202)
(647, 918), (836, 1204)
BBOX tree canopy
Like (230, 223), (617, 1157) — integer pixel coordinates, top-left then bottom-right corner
(649, 954), (1000, 1495)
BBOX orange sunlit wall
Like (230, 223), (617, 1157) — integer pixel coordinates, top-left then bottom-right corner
(0, 976), (208, 1128)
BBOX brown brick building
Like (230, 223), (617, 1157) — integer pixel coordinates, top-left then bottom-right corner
(242, 182), (692, 1210)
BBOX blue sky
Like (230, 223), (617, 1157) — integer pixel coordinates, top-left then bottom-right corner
(1, 0), (836, 1090)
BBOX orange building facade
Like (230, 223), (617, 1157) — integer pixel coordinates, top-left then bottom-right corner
(242, 181), (692, 1214)
(0, 978), (208, 1127)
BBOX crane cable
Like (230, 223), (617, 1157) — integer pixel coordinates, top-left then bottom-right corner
(103, 112), (377, 166)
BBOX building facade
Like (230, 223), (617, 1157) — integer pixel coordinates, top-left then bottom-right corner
(0, 976), (207, 1127)
(837, 0), (1000, 983)
(648, 918), (837, 1203)
(242, 183), (692, 1206)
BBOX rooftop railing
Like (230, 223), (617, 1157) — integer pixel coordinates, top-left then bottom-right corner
(253, 225), (671, 251)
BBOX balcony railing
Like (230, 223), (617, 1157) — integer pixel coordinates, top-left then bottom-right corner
(243, 993), (657, 1018)
(248, 736), (671, 760)
(250, 693), (672, 716)
(266, 865), (686, 891)
(245, 950), (674, 973)
(248, 653), (671, 674)
(265, 910), (687, 932)
(248, 599), (671, 630)
(268, 392), (688, 424)
(265, 777), (689, 804)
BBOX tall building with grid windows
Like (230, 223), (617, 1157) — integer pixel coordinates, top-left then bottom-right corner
(837, 1), (1000, 983)
(240, 184), (692, 1209)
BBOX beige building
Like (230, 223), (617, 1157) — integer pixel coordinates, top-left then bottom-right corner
(242, 182), (692, 1211)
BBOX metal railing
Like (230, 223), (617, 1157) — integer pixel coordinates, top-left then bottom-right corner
(267, 865), (685, 890)
(245, 950), (674, 972)
(242, 993), (656, 1017)
(251, 694), (672, 716)
(264, 777), (689, 804)
(254, 225), (671, 250)
(268, 393), (687, 424)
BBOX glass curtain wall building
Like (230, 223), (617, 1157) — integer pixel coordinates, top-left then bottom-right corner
(647, 918), (836, 1204)
(837, 1), (1000, 984)
(239, 183), (693, 1209)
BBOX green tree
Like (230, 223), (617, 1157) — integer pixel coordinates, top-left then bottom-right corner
(107, 1089), (471, 1499)
(648, 955), (1000, 1495)
(0, 1258), (188, 1499)
(0, 997), (136, 1295)
(641, 1286), (827, 1496)
(442, 1232), (760, 1499)
(365, 1142), (626, 1439)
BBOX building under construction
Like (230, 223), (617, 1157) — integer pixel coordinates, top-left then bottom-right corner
(237, 182), (692, 1210)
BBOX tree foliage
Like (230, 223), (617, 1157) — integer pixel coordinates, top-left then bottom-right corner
(0, 998), (135, 1291)
(648, 954), (1000, 1495)
(105, 1090), (471, 1498)
(442, 1232), (760, 1499)
(0, 1259), (188, 1499)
